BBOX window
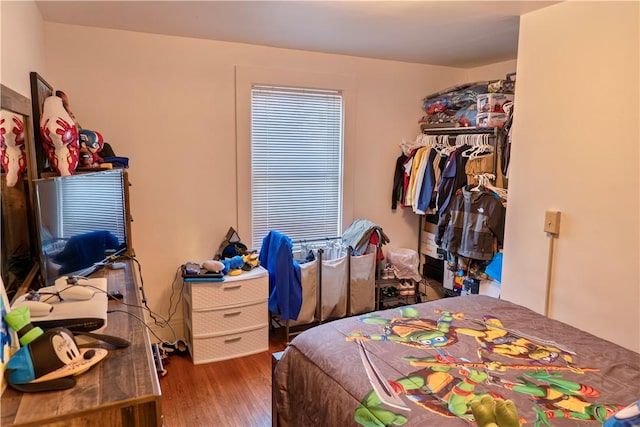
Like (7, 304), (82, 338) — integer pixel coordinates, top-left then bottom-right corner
(251, 85), (343, 246)
(58, 171), (127, 242)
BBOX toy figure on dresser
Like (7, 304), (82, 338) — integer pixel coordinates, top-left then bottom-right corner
(0, 109), (27, 187)
(40, 95), (79, 176)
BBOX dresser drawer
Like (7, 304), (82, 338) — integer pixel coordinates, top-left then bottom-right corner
(186, 324), (268, 364)
(187, 273), (267, 309)
(191, 300), (267, 335)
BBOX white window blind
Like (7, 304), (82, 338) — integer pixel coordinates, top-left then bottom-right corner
(251, 85), (344, 247)
(59, 170), (127, 242)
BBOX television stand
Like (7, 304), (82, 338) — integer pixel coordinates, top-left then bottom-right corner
(1, 260), (163, 426)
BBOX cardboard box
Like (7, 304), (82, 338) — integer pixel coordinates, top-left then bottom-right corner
(443, 268), (465, 291)
(443, 268), (455, 290)
(476, 112), (508, 128)
(477, 93), (514, 113)
(420, 230), (443, 260)
(460, 278), (501, 298)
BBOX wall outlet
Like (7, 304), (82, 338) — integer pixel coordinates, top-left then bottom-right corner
(544, 210), (561, 235)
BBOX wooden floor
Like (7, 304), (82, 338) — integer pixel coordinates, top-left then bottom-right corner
(160, 327), (287, 427)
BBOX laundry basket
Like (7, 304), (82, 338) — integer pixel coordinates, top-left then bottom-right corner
(387, 248), (422, 281)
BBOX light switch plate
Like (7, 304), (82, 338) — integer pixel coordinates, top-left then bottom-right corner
(544, 211), (561, 235)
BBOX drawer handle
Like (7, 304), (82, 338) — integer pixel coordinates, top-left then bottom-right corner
(224, 285), (242, 291)
(223, 311), (242, 317)
(224, 337), (242, 343)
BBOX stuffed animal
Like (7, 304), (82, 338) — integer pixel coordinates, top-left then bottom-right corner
(242, 253), (260, 271)
(79, 130), (104, 167)
(0, 110), (27, 187)
(204, 254), (257, 276)
(221, 255), (245, 276)
(5, 306), (44, 346)
(470, 395), (521, 427)
(40, 95), (79, 176)
(202, 259), (225, 273)
(3, 306), (107, 392)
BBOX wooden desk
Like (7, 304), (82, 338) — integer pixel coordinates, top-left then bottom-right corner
(1, 261), (163, 426)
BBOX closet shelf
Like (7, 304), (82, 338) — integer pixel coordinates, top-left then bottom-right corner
(421, 124), (499, 135)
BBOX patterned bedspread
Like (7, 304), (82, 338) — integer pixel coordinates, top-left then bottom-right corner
(273, 296), (640, 426)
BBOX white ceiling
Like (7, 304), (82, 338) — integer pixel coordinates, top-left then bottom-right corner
(35, 1), (559, 68)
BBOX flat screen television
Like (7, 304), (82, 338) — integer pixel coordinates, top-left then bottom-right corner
(33, 169), (131, 286)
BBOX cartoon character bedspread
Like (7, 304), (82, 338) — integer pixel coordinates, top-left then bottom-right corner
(273, 295), (640, 426)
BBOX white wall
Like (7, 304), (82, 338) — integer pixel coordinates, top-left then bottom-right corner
(467, 59), (516, 83)
(10, 2), (637, 353)
(0, 0), (46, 97)
(41, 22), (468, 339)
(502, 1), (639, 352)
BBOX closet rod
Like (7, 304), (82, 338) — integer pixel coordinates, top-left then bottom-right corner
(291, 236), (343, 244)
(421, 125), (498, 136)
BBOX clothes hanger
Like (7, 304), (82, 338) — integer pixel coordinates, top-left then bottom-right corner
(399, 133), (425, 156)
(463, 134), (494, 159)
(433, 135), (448, 154)
(474, 173), (508, 201)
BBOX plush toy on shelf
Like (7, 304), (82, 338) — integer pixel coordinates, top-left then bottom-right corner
(78, 129), (105, 168)
(40, 95), (79, 176)
(54, 90), (117, 170)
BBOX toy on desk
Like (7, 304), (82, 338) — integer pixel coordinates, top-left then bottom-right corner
(3, 306), (107, 392)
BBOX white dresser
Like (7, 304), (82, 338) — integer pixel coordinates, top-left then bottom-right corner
(182, 266), (269, 364)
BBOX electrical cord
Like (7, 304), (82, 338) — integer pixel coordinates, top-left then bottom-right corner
(106, 309), (167, 343)
(123, 255), (182, 325)
(119, 254), (185, 348)
(34, 254), (186, 351)
(39, 266), (182, 347)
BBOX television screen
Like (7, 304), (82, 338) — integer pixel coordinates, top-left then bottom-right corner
(34, 169), (130, 285)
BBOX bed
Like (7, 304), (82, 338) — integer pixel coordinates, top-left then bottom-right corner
(273, 295), (640, 426)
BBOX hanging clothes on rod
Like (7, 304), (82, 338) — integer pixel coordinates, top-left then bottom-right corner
(435, 184), (506, 263)
(405, 139), (433, 210)
(435, 140), (472, 217)
(473, 173), (508, 205)
(462, 134), (504, 188)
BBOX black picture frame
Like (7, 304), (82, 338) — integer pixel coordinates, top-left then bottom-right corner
(29, 72), (54, 178)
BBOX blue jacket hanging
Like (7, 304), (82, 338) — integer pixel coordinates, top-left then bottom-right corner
(259, 230), (302, 321)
